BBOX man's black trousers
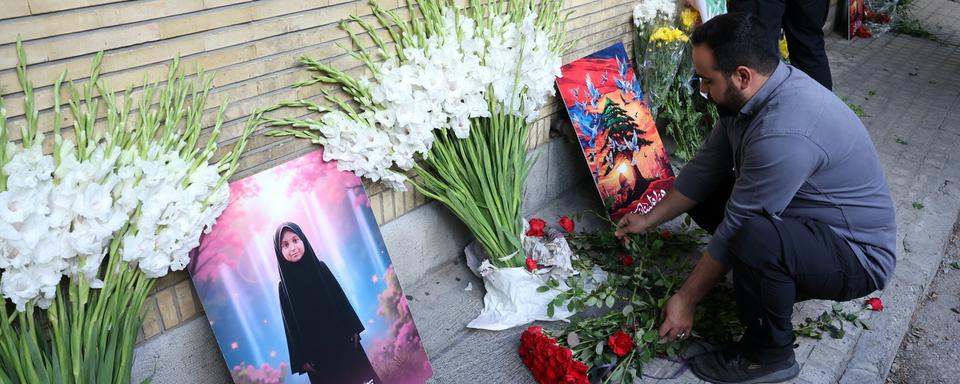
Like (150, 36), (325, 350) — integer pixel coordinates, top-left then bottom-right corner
(687, 178), (875, 363)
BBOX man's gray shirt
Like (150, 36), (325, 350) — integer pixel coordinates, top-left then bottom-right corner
(675, 62), (897, 289)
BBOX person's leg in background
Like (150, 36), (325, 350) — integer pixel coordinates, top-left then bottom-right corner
(727, 0), (833, 90)
(783, 0), (834, 89)
(727, 0), (786, 56)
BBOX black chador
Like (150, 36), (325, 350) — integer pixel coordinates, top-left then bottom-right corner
(274, 222), (381, 384)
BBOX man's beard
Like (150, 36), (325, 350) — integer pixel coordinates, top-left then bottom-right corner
(710, 78), (747, 117)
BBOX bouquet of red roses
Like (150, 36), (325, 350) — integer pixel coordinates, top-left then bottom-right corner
(519, 326), (590, 384)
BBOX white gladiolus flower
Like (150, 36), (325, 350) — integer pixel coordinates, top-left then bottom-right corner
(72, 182), (115, 222)
(299, 9), (562, 189)
(1, 267), (43, 311)
(109, 144), (230, 279)
(0, 259), (67, 311)
(1, 136), (230, 308)
(0, 191), (31, 224)
(2, 142), (54, 191)
(0, 238), (26, 270)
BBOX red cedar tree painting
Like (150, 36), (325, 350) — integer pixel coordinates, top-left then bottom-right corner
(557, 42), (674, 221)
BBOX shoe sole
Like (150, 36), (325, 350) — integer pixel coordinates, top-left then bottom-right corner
(690, 361), (800, 384)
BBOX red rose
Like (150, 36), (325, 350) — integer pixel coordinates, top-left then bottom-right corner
(607, 331), (634, 357)
(527, 218), (547, 237)
(562, 360), (589, 384)
(619, 254), (634, 267)
(519, 326), (589, 384)
(659, 229), (671, 239)
(865, 297), (884, 311)
(526, 257), (538, 271)
(559, 216), (575, 233)
(855, 25), (872, 38)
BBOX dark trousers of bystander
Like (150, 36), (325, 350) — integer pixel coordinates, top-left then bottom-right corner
(686, 176), (876, 363)
(728, 0), (834, 90)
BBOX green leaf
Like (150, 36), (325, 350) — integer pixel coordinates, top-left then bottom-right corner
(609, 364), (626, 383)
(603, 195), (616, 208)
(622, 305), (634, 316)
(639, 348), (653, 361)
(547, 304), (555, 318)
(643, 330), (657, 343)
(913, 201), (925, 209)
(667, 344), (679, 359)
(586, 297), (598, 307)
(595, 342), (604, 356)
(605, 295), (616, 308)
(567, 332), (581, 348)
(536, 286), (550, 293)
(827, 324), (845, 339)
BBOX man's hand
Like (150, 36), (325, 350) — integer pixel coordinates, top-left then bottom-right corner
(613, 188), (697, 242)
(302, 362), (316, 373)
(351, 333), (360, 348)
(658, 292), (695, 341)
(614, 212), (654, 240)
(658, 251), (730, 341)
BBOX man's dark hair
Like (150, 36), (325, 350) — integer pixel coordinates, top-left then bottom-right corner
(691, 12), (779, 76)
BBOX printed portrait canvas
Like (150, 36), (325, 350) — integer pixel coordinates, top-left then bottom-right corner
(189, 150), (432, 384)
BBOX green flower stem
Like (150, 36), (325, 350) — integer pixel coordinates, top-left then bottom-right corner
(0, 96), (8, 190)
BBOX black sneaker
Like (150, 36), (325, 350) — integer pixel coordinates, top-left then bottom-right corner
(690, 348), (800, 384)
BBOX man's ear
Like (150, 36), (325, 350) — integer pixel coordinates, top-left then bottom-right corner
(733, 66), (752, 90)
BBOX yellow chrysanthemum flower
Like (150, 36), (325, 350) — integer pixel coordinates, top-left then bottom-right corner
(681, 8), (700, 31)
(779, 36), (789, 60)
(649, 26), (689, 46)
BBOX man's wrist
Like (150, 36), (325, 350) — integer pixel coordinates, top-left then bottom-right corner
(673, 287), (696, 306)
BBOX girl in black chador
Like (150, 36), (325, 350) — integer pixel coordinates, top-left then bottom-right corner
(274, 222), (382, 384)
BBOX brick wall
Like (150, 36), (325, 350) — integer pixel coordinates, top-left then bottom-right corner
(0, 0), (638, 346)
